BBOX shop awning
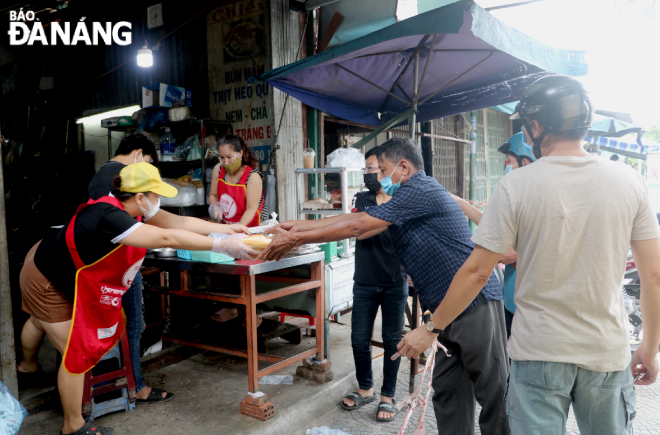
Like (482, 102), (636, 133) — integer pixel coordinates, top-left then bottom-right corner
(252, 0), (587, 127)
(589, 114), (645, 141)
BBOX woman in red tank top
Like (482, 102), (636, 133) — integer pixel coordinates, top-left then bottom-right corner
(208, 135), (265, 227)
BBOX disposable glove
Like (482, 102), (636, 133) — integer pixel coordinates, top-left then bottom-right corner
(211, 233), (260, 259)
(209, 202), (223, 222)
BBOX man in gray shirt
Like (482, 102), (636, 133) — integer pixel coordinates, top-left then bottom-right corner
(396, 75), (660, 434)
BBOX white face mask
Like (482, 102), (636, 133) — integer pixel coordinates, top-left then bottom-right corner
(134, 152), (144, 164)
(138, 196), (160, 221)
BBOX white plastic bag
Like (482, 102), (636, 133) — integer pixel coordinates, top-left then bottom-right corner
(160, 182), (198, 207)
(326, 147), (365, 168)
(0, 382), (27, 435)
(260, 212), (279, 227)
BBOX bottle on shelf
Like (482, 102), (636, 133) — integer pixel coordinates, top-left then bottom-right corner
(160, 127), (176, 161)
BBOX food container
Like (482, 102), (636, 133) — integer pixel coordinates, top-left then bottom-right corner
(177, 249), (193, 260)
(190, 250), (235, 263)
(153, 248), (177, 258)
(303, 148), (316, 169)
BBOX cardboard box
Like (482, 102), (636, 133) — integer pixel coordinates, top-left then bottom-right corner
(142, 83), (192, 108)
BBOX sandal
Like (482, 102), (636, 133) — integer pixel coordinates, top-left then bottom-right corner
(59, 420), (114, 435)
(136, 387), (175, 404)
(18, 364), (54, 389)
(340, 391), (376, 411)
(376, 399), (398, 422)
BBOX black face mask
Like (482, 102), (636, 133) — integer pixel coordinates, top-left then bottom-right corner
(364, 173), (381, 192)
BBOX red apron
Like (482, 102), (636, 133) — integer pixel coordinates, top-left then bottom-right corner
(217, 165), (263, 227)
(62, 196), (147, 375)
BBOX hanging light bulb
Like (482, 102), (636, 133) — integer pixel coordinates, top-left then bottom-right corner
(137, 45), (153, 67)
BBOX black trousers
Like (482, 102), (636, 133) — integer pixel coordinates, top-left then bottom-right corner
(432, 294), (510, 435)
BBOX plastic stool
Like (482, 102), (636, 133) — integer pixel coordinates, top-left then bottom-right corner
(280, 312), (316, 326)
(82, 333), (136, 419)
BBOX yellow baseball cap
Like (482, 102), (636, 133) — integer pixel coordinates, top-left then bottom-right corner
(119, 162), (178, 198)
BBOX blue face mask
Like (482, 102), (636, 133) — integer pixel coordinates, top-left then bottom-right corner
(504, 160), (518, 175)
(380, 162), (403, 196)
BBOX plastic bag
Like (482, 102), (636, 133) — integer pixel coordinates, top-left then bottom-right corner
(190, 168), (203, 180)
(0, 381), (27, 435)
(160, 182), (198, 207)
(137, 109), (169, 132)
(260, 212), (279, 227)
(186, 141), (202, 161)
(175, 135), (198, 159)
(326, 147), (365, 168)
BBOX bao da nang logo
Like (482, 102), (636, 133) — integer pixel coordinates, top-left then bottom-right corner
(8, 9), (131, 46)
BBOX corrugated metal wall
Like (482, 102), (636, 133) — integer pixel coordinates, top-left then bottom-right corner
(426, 109), (509, 205)
(461, 109), (509, 205)
(380, 109), (508, 204)
(427, 115), (462, 195)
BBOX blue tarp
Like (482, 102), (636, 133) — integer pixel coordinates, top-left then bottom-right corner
(253, 0), (587, 126)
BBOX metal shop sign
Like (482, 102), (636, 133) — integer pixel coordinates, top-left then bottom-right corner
(207, 0), (274, 150)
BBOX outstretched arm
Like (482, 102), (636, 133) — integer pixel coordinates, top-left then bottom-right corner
(259, 212), (391, 261)
(147, 209), (249, 235)
(393, 245), (502, 359)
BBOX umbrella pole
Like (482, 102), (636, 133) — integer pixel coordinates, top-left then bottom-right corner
(409, 52), (419, 139)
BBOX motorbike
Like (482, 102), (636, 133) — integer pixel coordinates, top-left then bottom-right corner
(623, 248), (642, 350)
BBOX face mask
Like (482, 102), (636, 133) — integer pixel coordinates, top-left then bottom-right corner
(138, 196), (161, 221)
(380, 163), (403, 196)
(222, 157), (242, 173)
(504, 162), (518, 175)
(134, 152), (144, 164)
(363, 173), (382, 192)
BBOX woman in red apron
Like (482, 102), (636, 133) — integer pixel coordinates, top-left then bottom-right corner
(208, 135), (267, 227)
(16, 163), (257, 435)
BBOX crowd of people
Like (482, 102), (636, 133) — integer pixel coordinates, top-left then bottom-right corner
(258, 75), (660, 435)
(15, 133), (263, 435)
(12, 74), (660, 435)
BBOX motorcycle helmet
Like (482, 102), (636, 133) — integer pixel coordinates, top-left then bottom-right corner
(497, 132), (536, 167)
(510, 75), (593, 159)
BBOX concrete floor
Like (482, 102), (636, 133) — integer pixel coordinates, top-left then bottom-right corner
(19, 312), (387, 435)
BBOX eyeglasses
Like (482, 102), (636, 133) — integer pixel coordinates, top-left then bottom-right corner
(362, 167), (382, 175)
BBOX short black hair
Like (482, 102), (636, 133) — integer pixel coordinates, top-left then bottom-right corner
(610, 154), (620, 161)
(115, 132), (159, 164)
(553, 127), (589, 141)
(376, 137), (424, 171)
(365, 146), (379, 159)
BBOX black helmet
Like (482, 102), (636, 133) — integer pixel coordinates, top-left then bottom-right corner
(511, 75), (593, 158)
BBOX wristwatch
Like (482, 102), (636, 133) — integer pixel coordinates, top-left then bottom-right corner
(426, 320), (444, 334)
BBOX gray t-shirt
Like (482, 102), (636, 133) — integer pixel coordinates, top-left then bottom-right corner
(472, 155), (660, 372)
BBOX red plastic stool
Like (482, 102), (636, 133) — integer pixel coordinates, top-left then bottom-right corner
(81, 333), (136, 418)
(280, 312), (316, 326)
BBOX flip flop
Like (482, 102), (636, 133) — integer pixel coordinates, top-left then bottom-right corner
(18, 364), (54, 389)
(376, 399), (398, 422)
(136, 387), (175, 404)
(340, 391), (376, 411)
(59, 419), (114, 435)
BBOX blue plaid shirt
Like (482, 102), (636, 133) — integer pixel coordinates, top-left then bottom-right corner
(365, 171), (502, 312)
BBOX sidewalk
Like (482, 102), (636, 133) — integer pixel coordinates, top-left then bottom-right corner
(311, 359), (660, 435)
(18, 312), (382, 435)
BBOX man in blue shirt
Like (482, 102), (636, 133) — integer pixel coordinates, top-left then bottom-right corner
(260, 137), (509, 435)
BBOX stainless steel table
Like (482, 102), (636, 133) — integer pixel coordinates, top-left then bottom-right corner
(142, 252), (326, 411)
